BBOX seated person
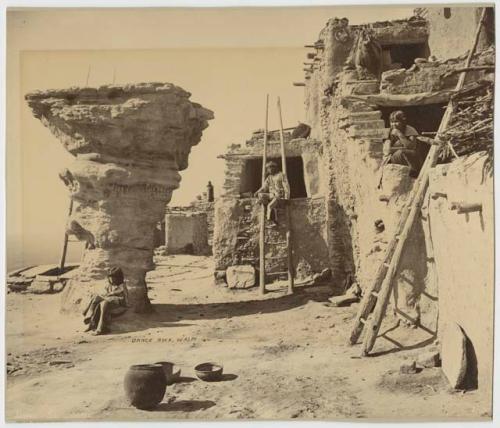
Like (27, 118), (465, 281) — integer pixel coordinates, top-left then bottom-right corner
(82, 266), (128, 335)
(383, 110), (424, 178)
(254, 161), (290, 225)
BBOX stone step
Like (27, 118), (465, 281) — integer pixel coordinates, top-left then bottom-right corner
(349, 127), (389, 139)
(349, 119), (386, 131)
(347, 110), (382, 121)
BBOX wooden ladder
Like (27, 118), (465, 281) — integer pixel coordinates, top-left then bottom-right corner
(259, 95), (295, 295)
(349, 8), (488, 356)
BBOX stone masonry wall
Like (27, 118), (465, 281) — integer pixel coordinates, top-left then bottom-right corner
(213, 197), (331, 282)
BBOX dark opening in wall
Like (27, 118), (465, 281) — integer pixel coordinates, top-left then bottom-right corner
(444, 7), (452, 19)
(380, 103), (447, 134)
(380, 103), (447, 164)
(382, 43), (430, 70)
(240, 156), (308, 198)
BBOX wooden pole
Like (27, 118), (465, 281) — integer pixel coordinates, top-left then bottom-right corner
(59, 198), (74, 272)
(261, 94), (269, 184)
(259, 94), (269, 295)
(360, 8), (488, 356)
(277, 97), (294, 295)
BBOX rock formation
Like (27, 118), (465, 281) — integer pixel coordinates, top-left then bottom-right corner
(26, 83), (213, 313)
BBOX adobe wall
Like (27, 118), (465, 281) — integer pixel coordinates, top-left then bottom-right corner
(427, 7), (493, 60)
(304, 16), (440, 327)
(165, 212), (209, 255)
(428, 152), (493, 393)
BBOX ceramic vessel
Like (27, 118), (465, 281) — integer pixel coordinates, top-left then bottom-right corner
(154, 361), (181, 385)
(124, 364), (166, 410)
(194, 362), (223, 382)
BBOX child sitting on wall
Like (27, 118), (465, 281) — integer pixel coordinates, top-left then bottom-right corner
(254, 161), (290, 226)
(383, 110), (424, 178)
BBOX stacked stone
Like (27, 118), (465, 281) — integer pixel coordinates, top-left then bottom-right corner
(221, 156), (244, 198)
(26, 83), (213, 313)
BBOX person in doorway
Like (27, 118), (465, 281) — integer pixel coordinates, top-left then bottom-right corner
(383, 110), (423, 178)
(254, 161), (290, 226)
(82, 266), (128, 335)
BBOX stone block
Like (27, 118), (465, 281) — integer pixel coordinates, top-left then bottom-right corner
(347, 110), (382, 121)
(417, 350), (441, 368)
(349, 127), (389, 139)
(226, 265), (256, 289)
(400, 360), (418, 374)
(328, 295), (359, 307)
(351, 81), (380, 95)
(441, 322), (468, 389)
(349, 120), (386, 131)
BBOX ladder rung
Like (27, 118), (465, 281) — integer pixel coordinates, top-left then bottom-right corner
(67, 239), (80, 243)
(267, 271), (288, 276)
(371, 291), (379, 298)
(383, 262), (390, 268)
(359, 317), (366, 324)
(266, 241), (287, 245)
(237, 236), (250, 240)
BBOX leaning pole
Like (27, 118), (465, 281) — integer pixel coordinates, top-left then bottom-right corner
(26, 83), (213, 313)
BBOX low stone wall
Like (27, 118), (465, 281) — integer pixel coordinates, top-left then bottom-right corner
(428, 152), (493, 392)
(165, 212), (209, 255)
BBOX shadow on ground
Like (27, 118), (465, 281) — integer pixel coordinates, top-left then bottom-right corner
(111, 285), (333, 334)
(154, 400), (216, 412)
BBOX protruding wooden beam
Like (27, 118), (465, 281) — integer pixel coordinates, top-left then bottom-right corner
(293, 82), (306, 87)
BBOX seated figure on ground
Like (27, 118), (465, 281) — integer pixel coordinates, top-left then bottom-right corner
(82, 266), (129, 335)
(383, 110), (424, 178)
(254, 161), (290, 226)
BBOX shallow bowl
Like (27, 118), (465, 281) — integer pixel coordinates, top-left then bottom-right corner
(194, 362), (223, 382)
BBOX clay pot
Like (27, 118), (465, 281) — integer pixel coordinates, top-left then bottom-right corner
(154, 361), (181, 385)
(124, 364), (166, 410)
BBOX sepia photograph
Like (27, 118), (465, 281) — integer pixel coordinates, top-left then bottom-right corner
(4, 1), (496, 422)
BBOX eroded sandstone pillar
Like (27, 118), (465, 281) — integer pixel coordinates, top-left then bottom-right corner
(26, 83), (213, 313)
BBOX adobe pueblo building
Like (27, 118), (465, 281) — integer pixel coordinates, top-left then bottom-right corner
(213, 6), (494, 393)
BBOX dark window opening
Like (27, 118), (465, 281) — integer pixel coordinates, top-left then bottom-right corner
(240, 156), (308, 198)
(381, 43), (430, 70)
(443, 8), (451, 19)
(380, 103), (447, 166)
(380, 103), (446, 134)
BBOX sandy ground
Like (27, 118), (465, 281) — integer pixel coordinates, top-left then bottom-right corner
(6, 255), (492, 422)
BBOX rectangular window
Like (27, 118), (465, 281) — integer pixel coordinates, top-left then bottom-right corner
(382, 43), (430, 70)
(240, 156), (308, 198)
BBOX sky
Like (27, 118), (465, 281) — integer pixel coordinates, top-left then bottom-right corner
(7, 5), (416, 270)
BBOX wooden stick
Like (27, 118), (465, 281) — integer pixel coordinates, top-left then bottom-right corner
(59, 198), (74, 272)
(449, 65), (495, 74)
(262, 94), (269, 185)
(277, 97), (287, 177)
(259, 94), (269, 295)
(259, 205), (266, 295)
(85, 65), (91, 86)
(277, 96), (294, 295)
